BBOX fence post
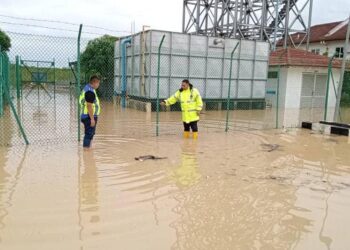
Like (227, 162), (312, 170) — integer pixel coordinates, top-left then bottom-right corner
(225, 42), (240, 132)
(77, 24), (83, 142)
(1, 52), (29, 145)
(334, 15), (350, 122)
(0, 52), (3, 117)
(15, 55), (21, 99)
(156, 35), (166, 137)
(324, 55), (335, 121)
(275, 65), (281, 129)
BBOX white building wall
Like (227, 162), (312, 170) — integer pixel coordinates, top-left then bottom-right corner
(298, 41), (350, 59)
(276, 66), (341, 127)
(284, 67), (303, 108)
(283, 66), (341, 108)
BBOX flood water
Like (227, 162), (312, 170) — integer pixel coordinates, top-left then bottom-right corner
(1, 101), (350, 249)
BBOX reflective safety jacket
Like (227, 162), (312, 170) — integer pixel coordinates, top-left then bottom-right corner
(165, 88), (203, 123)
(79, 84), (101, 119)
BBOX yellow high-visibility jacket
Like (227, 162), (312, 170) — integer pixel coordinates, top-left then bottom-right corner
(165, 88), (203, 123)
(79, 84), (101, 119)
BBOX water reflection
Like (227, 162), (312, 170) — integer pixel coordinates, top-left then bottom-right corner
(169, 139), (314, 249)
(0, 108), (16, 146)
(78, 149), (100, 243)
(172, 140), (201, 188)
(0, 147), (28, 242)
(0, 113), (349, 248)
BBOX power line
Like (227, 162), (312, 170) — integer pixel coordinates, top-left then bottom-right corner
(0, 21), (124, 36)
(0, 14), (131, 34)
(4, 30), (95, 40)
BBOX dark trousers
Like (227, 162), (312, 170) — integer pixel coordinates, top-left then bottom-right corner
(81, 117), (98, 148)
(183, 121), (198, 132)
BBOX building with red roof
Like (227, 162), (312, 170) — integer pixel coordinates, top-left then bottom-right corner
(278, 19), (350, 59)
(267, 48), (343, 127)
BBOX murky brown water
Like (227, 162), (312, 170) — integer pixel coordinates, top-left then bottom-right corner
(1, 102), (350, 249)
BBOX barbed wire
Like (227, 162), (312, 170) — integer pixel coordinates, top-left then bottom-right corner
(0, 21), (125, 36)
(0, 14), (131, 34)
(4, 30), (97, 40)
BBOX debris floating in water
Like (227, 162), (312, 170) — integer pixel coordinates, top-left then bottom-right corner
(261, 143), (280, 152)
(135, 155), (167, 161)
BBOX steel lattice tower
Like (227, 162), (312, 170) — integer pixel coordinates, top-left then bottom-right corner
(182, 0), (313, 49)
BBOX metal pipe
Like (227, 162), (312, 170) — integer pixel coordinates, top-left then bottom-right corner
(121, 37), (132, 108)
(324, 55), (336, 121)
(16, 55), (21, 99)
(276, 65), (280, 128)
(306, 0), (313, 51)
(53, 58), (56, 99)
(1, 52), (29, 145)
(182, 0), (186, 33)
(214, 0), (219, 36)
(156, 35), (166, 137)
(225, 42), (240, 132)
(273, 0), (280, 51)
(196, 0), (201, 34)
(0, 47), (3, 117)
(234, 0), (238, 38)
(333, 15), (350, 122)
(77, 24), (82, 142)
(261, 0), (267, 41)
(284, 0), (290, 48)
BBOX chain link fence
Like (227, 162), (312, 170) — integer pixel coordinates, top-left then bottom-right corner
(339, 69), (350, 124)
(3, 27), (349, 146)
(4, 32), (81, 146)
(0, 50), (29, 146)
(115, 31), (277, 137)
(0, 28), (122, 146)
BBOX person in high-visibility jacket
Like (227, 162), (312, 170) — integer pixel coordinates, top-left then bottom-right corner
(161, 79), (203, 139)
(79, 75), (101, 148)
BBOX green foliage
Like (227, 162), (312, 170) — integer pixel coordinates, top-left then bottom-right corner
(81, 35), (118, 99)
(0, 29), (11, 52)
(341, 71), (350, 107)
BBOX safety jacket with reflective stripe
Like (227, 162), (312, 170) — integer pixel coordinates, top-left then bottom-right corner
(79, 84), (101, 119)
(165, 87), (203, 123)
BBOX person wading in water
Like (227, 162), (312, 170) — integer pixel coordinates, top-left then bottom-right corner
(161, 79), (203, 139)
(79, 75), (101, 149)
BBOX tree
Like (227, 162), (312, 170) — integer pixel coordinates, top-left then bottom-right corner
(0, 29), (11, 52)
(341, 71), (350, 107)
(81, 35), (118, 100)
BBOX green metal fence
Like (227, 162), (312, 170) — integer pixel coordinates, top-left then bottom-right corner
(339, 70), (350, 124)
(0, 27), (123, 146)
(0, 50), (29, 145)
(152, 36), (279, 136)
(8, 25), (348, 145)
(6, 27), (338, 146)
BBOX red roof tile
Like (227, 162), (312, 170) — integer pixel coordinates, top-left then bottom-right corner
(269, 48), (342, 68)
(277, 20), (348, 46)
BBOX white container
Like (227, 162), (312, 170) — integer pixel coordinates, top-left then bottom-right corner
(115, 30), (269, 99)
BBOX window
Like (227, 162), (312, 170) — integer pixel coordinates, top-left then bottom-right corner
(311, 48), (320, 55)
(336, 47), (344, 58)
(268, 71), (278, 79)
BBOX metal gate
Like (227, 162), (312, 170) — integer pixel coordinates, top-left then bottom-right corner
(300, 73), (327, 123)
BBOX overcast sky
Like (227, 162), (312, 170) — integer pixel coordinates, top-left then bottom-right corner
(1, 0), (349, 38)
(1, 0), (349, 65)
